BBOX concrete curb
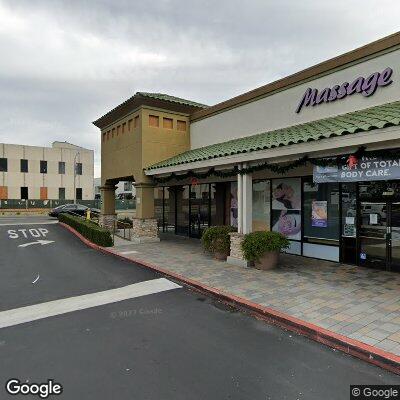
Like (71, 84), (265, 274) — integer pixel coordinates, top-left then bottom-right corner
(60, 222), (400, 375)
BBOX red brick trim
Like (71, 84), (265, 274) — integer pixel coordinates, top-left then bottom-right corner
(60, 222), (400, 375)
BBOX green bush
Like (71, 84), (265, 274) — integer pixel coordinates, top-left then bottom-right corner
(59, 213), (113, 247)
(201, 225), (236, 254)
(241, 231), (290, 262)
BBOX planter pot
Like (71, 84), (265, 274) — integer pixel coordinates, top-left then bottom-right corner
(214, 251), (228, 261)
(254, 251), (279, 270)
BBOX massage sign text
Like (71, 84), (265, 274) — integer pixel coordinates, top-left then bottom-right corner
(313, 157), (400, 183)
(296, 67), (393, 113)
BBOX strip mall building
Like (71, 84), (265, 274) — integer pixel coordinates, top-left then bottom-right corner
(94, 32), (400, 272)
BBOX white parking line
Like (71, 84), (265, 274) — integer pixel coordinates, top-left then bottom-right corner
(0, 278), (181, 329)
(0, 221), (58, 226)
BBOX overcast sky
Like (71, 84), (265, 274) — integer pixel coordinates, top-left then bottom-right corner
(1, 0), (399, 177)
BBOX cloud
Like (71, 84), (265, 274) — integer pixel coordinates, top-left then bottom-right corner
(0, 0), (399, 178)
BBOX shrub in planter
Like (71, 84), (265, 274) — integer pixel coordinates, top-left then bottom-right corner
(241, 231), (290, 270)
(201, 225), (236, 260)
(58, 213), (113, 247)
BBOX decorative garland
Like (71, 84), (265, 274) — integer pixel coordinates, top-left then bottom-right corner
(152, 146), (400, 184)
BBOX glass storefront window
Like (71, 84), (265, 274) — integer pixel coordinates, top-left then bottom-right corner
(154, 187), (163, 230)
(303, 181), (339, 241)
(190, 184), (210, 237)
(271, 178), (302, 241)
(271, 178), (302, 255)
(229, 182), (238, 228)
(252, 180), (270, 231)
(176, 186), (190, 235)
(341, 182), (357, 237)
(164, 187), (175, 233)
(210, 184), (217, 226)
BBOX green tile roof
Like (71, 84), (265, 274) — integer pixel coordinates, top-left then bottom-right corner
(138, 92), (208, 109)
(147, 101), (400, 171)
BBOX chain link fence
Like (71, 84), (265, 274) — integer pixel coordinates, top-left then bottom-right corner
(0, 199), (135, 210)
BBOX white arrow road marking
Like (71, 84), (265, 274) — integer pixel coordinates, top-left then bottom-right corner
(18, 240), (55, 248)
(32, 274), (40, 284)
(0, 278), (181, 329)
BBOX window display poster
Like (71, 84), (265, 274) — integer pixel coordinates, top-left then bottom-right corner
(230, 182), (238, 228)
(272, 210), (301, 240)
(311, 200), (328, 227)
(272, 178), (301, 210)
(369, 213), (378, 225)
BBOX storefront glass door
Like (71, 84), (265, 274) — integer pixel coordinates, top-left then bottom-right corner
(390, 203), (400, 272)
(359, 201), (400, 271)
(189, 184), (210, 238)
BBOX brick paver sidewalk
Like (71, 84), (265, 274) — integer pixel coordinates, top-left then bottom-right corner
(113, 234), (400, 356)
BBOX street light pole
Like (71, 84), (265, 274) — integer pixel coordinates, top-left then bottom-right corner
(73, 152), (80, 204)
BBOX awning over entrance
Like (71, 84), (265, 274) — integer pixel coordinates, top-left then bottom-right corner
(146, 101), (400, 172)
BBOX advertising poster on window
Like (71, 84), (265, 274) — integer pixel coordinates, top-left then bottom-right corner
(311, 200), (328, 227)
(230, 182), (238, 228)
(272, 178), (301, 240)
(272, 179), (301, 210)
(272, 210), (301, 240)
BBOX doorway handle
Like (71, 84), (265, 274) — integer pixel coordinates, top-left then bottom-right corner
(386, 226), (391, 241)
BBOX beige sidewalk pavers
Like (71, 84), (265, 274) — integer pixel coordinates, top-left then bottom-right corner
(112, 234), (400, 356)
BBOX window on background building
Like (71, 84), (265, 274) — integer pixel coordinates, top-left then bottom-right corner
(117, 125), (121, 135)
(134, 115), (139, 128)
(21, 187), (28, 200)
(252, 180), (271, 231)
(40, 160), (47, 174)
(76, 163), (82, 175)
(103, 132), (106, 142)
(76, 188), (82, 200)
(107, 131), (110, 140)
(271, 178), (302, 255)
(0, 158), (7, 172)
(149, 115), (159, 127)
(122, 122), (126, 134)
(59, 188), (65, 200)
(112, 128), (115, 137)
(20, 159), (28, 173)
(163, 118), (173, 129)
(58, 161), (65, 174)
(124, 182), (132, 191)
(0, 186), (8, 200)
(177, 120), (187, 131)
(128, 119), (133, 131)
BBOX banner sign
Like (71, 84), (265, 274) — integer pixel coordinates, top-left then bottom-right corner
(313, 157), (400, 183)
(311, 200), (328, 227)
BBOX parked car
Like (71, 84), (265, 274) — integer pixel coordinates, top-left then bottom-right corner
(49, 203), (89, 218)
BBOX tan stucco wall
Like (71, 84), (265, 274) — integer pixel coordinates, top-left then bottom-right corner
(0, 142), (94, 200)
(101, 106), (190, 185)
